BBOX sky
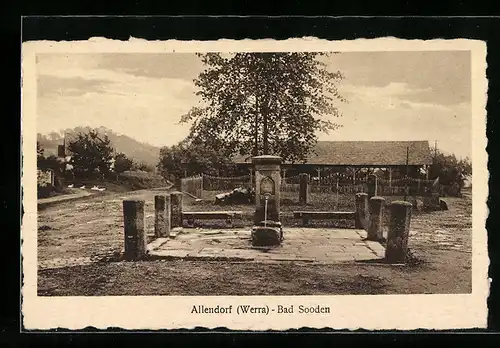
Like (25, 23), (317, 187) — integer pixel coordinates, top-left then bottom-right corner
(36, 51), (472, 160)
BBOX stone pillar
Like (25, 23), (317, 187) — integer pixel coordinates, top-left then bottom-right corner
(123, 200), (147, 261)
(368, 196), (385, 241)
(367, 174), (378, 199)
(154, 195), (171, 237)
(355, 192), (369, 230)
(251, 155), (283, 246)
(299, 173), (309, 205)
(170, 191), (184, 229)
(385, 201), (412, 263)
(252, 155), (282, 224)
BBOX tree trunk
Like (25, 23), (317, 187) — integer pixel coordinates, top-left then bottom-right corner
(262, 98), (270, 155)
(254, 97), (259, 156)
(263, 110), (268, 155)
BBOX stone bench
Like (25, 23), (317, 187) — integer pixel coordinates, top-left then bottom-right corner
(183, 211), (244, 228)
(293, 211), (356, 226)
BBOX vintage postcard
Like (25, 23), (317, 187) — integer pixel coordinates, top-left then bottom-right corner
(21, 37), (489, 330)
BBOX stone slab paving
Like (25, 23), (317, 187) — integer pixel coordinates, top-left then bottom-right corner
(148, 227), (386, 264)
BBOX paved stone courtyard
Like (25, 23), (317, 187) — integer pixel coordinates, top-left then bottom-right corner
(147, 227), (386, 264)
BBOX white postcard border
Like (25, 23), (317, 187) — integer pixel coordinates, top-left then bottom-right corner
(21, 37), (489, 330)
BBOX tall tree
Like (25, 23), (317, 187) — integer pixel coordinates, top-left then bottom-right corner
(67, 130), (114, 178)
(429, 150), (472, 187)
(180, 52), (346, 163)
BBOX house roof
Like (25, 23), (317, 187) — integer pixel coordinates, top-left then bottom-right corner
(232, 140), (433, 166)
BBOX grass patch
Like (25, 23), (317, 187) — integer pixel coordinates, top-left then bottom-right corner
(64, 171), (170, 193)
(196, 190), (423, 213)
(37, 184), (73, 199)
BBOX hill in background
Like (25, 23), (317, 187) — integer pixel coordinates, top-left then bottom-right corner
(37, 126), (161, 167)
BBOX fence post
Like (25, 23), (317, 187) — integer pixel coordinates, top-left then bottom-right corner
(355, 192), (369, 230)
(193, 176), (196, 197)
(196, 175), (200, 197)
(170, 191), (184, 229)
(368, 196), (385, 241)
(154, 195), (171, 238)
(123, 200), (147, 261)
(335, 177), (339, 209)
(367, 174), (378, 199)
(199, 174), (204, 198)
(385, 201), (412, 263)
(299, 173), (309, 205)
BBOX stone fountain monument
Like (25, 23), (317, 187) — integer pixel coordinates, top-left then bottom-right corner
(250, 155), (283, 246)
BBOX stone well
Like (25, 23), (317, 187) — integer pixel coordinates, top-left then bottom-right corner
(251, 155), (283, 246)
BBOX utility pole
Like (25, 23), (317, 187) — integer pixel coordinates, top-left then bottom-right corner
(434, 140), (438, 162)
(58, 133), (66, 158)
(430, 140), (438, 181)
(404, 146), (409, 201)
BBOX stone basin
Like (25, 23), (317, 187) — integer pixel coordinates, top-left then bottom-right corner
(251, 221), (283, 246)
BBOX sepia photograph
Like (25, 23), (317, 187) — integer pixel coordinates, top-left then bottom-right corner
(21, 38), (488, 330)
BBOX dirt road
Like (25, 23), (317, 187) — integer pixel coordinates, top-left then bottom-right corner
(37, 188), (173, 264)
(37, 189), (472, 295)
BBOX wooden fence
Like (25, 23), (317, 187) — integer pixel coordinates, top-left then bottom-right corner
(280, 175), (301, 193)
(202, 174), (251, 191)
(180, 175), (203, 198)
(181, 174), (251, 198)
(281, 174), (368, 194)
(281, 173), (440, 197)
(182, 172), (446, 200)
(377, 177), (438, 196)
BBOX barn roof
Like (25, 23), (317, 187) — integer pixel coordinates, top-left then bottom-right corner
(232, 140), (433, 166)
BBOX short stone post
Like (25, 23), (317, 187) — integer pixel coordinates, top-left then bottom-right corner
(154, 195), (171, 237)
(367, 174), (378, 199)
(385, 201), (412, 263)
(368, 196), (385, 241)
(170, 191), (184, 229)
(299, 173), (309, 205)
(123, 200), (147, 261)
(355, 192), (369, 230)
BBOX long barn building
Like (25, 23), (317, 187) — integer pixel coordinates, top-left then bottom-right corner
(232, 140), (434, 180)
